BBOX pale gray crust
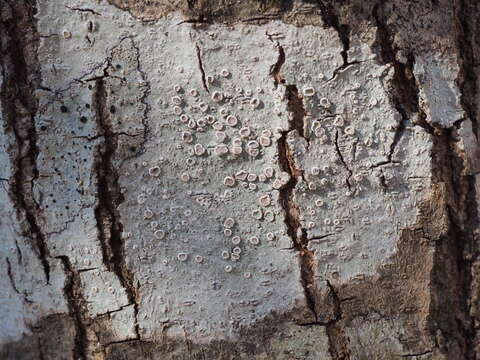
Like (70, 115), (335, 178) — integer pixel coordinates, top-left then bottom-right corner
(1, 0), (479, 359)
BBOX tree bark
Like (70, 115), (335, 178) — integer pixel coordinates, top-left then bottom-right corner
(1, 0), (479, 359)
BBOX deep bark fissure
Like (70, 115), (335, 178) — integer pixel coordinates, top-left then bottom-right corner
(285, 84), (307, 140)
(57, 256), (89, 360)
(316, 1), (350, 67)
(325, 280), (350, 360)
(270, 42), (319, 324)
(92, 77), (140, 339)
(0, 0), (51, 283)
(316, 1), (359, 83)
(432, 128), (478, 359)
(277, 129), (319, 324)
(372, 3), (476, 357)
(269, 41), (286, 88)
(451, 4), (480, 354)
(455, 0), (479, 139)
(267, 11), (353, 356)
(371, 4), (421, 167)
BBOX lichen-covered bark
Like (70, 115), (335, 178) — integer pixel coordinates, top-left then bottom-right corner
(1, 0), (479, 359)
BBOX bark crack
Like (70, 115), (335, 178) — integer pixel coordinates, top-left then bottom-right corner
(57, 256), (89, 360)
(398, 350), (433, 358)
(373, 2), (478, 358)
(453, 2), (480, 358)
(270, 39), (318, 324)
(325, 280), (350, 359)
(64, 6), (102, 16)
(316, 1), (361, 83)
(93, 74), (140, 340)
(334, 129), (352, 189)
(455, 0), (478, 140)
(369, 5), (422, 170)
(268, 36), (286, 88)
(369, 117), (405, 169)
(0, 0), (51, 283)
(194, 43), (209, 93)
(6, 256), (33, 303)
(6, 258), (20, 295)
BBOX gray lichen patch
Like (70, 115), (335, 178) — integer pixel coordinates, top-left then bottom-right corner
(2, 0), (479, 358)
(120, 20), (311, 340)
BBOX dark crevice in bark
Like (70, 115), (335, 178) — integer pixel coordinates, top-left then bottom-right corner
(309, 233), (335, 242)
(285, 84), (307, 140)
(268, 40), (286, 88)
(459, 179), (479, 360)
(57, 256), (89, 360)
(398, 350), (433, 358)
(64, 5), (101, 16)
(437, 129), (477, 359)
(316, 1), (350, 66)
(6, 257), (20, 295)
(105, 338), (143, 347)
(316, 1), (358, 82)
(277, 128), (318, 323)
(454, 2), (480, 357)
(0, 0), (51, 283)
(92, 78), (140, 340)
(14, 239), (23, 264)
(371, 4), (422, 167)
(194, 43), (209, 93)
(177, 18), (209, 25)
(439, 129), (479, 359)
(455, 0), (478, 140)
(270, 43), (318, 324)
(187, 0), (196, 11)
(241, 15), (283, 23)
(325, 280), (350, 360)
(334, 130), (352, 189)
(373, 3), (476, 357)
(378, 168), (389, 191)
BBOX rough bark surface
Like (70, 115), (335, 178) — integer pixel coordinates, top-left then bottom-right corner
(1, 0), (480, 359)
